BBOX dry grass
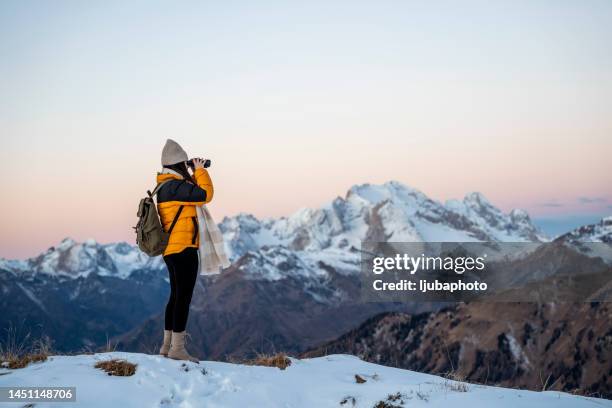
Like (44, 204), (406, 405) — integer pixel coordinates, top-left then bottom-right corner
(94, 359), (137, 376)
(244, 353), (292, 370)
(440, 371), (469, 392)
(3, 352), (48, 369)
(373, 392), (407, 407)
(0, 328), (52, 370)
(103, 334), (118, 353)
(444, 380), (469, 392)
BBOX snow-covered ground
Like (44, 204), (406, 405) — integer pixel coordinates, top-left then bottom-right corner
(1, 353), (609, 407)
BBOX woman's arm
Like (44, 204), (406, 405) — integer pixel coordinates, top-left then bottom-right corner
(159, 160), (213, 205)
(193, 167), (213, 204)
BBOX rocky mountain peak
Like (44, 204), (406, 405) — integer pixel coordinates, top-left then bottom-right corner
(216, 181), (549, 277)
(556, 216), (612, 244)
(464, 191), (494, 208)
(6, 238), (164, 280)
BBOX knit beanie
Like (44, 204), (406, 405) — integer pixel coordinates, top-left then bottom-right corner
(161, 139), (189, 166)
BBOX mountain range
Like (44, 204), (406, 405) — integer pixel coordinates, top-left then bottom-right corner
(0, 181), (610, 395)
(118, 181), (562, 356)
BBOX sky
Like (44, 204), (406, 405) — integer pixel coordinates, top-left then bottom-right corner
(1, 0), (611, 258)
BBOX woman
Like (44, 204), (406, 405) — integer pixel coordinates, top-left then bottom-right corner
(156, 139), (213, 362)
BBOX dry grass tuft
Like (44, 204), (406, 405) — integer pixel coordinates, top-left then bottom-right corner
(445, 380), (469, 392)
(4, 352), (48, 369)
(94, 359), (137, 376)
(1, 331), (52, 370)
(373, 392), (406, 408)
(440, 370), (469, 392)
(244, 353), (292, 370)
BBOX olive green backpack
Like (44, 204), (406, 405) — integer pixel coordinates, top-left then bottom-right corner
(134, 181), (184, 257)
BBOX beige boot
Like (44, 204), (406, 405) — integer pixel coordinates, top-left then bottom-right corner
(167, 331), (199, 363)
(159, 330), (172, 356)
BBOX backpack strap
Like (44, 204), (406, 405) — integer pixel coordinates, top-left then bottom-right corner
(191, 217), (198, 244)
(167, 205), (184, 234)
(147, 180), (183, 235)
(147, 180), (172, 199)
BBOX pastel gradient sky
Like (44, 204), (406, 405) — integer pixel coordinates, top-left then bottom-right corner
(1, 0), (611, 258)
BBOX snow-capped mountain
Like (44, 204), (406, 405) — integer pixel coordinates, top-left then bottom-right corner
(218, 181), (547, 281)
(221, 182), (547, 262)
(553, 216), (612, 263)
(1, 352), (606, 408)
(0, 181), (546, 282)
(0, 239), (164, 280)
(0, 241), (168, 352)
(556, 216), (612, 244)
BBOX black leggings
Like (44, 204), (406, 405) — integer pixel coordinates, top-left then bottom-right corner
(163, 247), (198, 332)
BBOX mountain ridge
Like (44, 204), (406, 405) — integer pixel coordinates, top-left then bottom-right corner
(1, 180), (549, 282)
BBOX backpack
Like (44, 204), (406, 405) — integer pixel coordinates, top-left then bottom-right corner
(135, 181), (184, 257)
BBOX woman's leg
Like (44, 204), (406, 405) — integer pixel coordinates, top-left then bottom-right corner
(163, 256), (177, 331)
(166, 247), (199, 362)
(171, 247), (199, 332)
(159, 256), (178, 356)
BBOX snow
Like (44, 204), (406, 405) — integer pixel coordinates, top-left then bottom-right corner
(348, 183), (394, 204)
(84, 238), (97, 246)
(0, 353), (606, 408)
(412, 219), (477, 242)
(572, 216), (612, 242)
(505, 334), (531, 370)
(102, 242), (164, 279)
(239, 246), (330, 282)
(0, 258), (28, 272)
(301, 248), (360, 275)
(556, 216), (612, 262)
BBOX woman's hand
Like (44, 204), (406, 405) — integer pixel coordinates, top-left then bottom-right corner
(192, 158), (206, 169)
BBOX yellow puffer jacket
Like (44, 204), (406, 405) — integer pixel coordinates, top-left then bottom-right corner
(156, 168), (214, 256)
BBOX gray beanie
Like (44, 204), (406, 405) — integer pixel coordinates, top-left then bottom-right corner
(161, 139), (189, 166)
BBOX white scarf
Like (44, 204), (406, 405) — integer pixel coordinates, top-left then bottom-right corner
(196, 205), (230, 275)
(160, 168), (230, 275)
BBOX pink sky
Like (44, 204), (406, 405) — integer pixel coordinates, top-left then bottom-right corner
(1, 1), (611, 258)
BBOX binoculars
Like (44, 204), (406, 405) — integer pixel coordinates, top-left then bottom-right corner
(186, 158), (211, 169)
